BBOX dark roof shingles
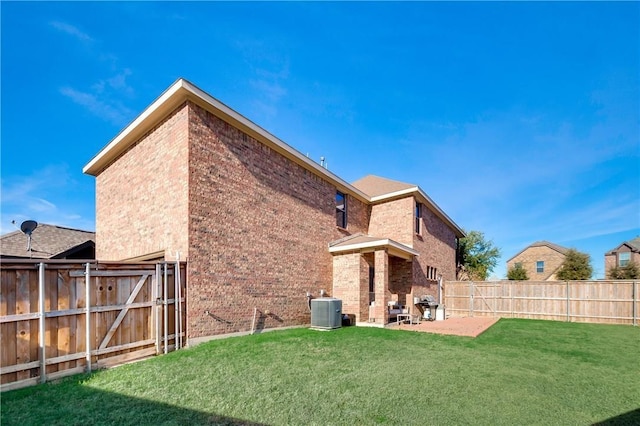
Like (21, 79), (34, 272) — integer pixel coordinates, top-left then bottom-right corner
(0, 224), (95, 259)
(351, 175), (415, 198)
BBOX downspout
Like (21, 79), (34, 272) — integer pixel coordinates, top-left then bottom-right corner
(437, 274), (443, 306)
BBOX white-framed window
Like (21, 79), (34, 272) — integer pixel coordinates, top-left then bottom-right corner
(336, 191), (347, 228)
(619, 252), (631, 267)
(536, 261), (544, 273)
(415, 202), (422, 234)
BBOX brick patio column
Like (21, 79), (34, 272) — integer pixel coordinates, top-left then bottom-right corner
(374, 249), (389, 324)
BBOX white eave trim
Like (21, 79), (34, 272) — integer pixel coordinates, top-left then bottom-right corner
(328, 238), (419, 259)
(370, 186), (465, 238)
(83, 79), (187, 176)
(82, 78), (370, 203)
(82, 78), (464, 237)
(369, 187), (418, 203)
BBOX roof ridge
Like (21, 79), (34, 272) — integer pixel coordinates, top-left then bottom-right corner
(506, 240), (570, 262)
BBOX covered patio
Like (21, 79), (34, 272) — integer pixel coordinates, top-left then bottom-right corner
(329, 234), (421, 326)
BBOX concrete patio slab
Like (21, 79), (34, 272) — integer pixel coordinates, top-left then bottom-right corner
(391, 316), (499, 337)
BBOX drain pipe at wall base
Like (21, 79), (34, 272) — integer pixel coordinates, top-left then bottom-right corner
(306, 291), (312, 311)
(437, 275), (443, 306)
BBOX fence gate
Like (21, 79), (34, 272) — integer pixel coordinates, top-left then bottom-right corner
(1, 261), (186, 392)
(468, 282), (499, 317)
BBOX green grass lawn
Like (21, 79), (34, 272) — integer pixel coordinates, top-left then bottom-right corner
(2, 319), (639, 425)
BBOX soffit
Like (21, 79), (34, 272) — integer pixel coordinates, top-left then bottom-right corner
(82, 78), (465, 237)
(328, 234), (419, 260)
(83, 78), (369, 203)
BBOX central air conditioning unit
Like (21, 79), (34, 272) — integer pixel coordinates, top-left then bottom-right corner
(310, 298), (342, 330)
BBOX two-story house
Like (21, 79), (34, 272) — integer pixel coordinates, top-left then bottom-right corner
(506, 241), (569, 281)
(604, 236), (640, 277)
(83, 78), (464, 344)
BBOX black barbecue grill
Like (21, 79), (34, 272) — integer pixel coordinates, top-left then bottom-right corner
(415, 295), (438, 321)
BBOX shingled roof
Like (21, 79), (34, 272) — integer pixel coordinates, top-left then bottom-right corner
(351, 175), (465, 238)
(605, 236), (640, 255)
(0, 224), (95, 259)
(506, 240), (570, 262)
(351, 175), (416, 198)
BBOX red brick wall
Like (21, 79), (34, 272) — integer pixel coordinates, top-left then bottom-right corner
(95, 105), (190, 261)
(368, 197), (414, 246)
(332, 252), (370, 322)
(93, 98), (460, 337)
(414, 200), (458, 284)
(369, 195), (456, 298)
(186, 103), (368, 339)
(389, 256), (413, 307)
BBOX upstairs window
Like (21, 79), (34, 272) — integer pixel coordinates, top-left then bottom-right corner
(619, 252), (630, 267)
(415, 202), (422, 234)
(336, 191), (347, 228)
(536, 261), (544, 273)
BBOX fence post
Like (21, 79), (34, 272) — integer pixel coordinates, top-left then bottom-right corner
(153, 263), (160, 354)
(469, 281), (474, 317)
(163, 263), (168, 354)
(38, 262), (46, 384)
(566, 281), (570, 323)
(633, 281), (637, 327)
(510, 280), (514, 318)
(85, 263), (92, 373)
(493, 282), (497, 318)
(174, 262), (179, 350)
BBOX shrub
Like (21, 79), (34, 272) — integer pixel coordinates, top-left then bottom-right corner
(608, 261), (640, 279)
(556, 249), (593, 280)
(507, 264), (529, 280)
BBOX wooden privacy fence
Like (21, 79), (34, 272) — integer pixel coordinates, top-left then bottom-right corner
(0, 260), (186, 392)
(445, 280), (638, 326)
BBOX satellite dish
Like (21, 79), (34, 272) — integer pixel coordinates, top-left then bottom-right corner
(20, 220), (38, 235)
(20, 220), (38, 253)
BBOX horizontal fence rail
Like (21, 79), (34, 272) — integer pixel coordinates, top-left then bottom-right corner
(1, 260), (186, 392)
(445, 280), (638, 326)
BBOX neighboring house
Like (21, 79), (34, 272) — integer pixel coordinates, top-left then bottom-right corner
(604, 236), (640, 277)
(0, 224), (95, 259)
(83, 78), (464, 344)
(506, 241), (569, 281)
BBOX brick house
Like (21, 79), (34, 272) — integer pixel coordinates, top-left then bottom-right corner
(604, 236), (640, 277)
(506, 241), (569, 281)
(83, 78), (464, 344)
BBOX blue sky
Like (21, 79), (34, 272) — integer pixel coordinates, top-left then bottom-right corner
(2, 2), (638, 279)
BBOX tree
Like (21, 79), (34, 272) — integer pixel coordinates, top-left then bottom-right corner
(556, 249), (593, 280)
(457, 230), (501, 281)
(507, 263), (529, 280)
(608, 261), (640, 279)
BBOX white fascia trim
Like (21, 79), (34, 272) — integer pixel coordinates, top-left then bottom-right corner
(83, 78), (370, 203)
(369, 187), (419, 203)
(181, 80), (370, 202)
(328, 238), (419, 257)
(83, 79), (186, 175)
(416, 188), (466, 238)
(370, 186), (465, 238)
